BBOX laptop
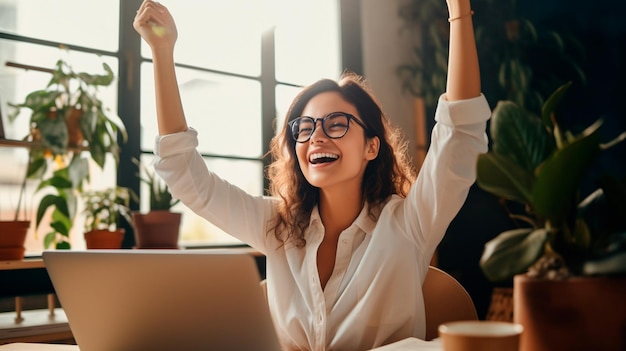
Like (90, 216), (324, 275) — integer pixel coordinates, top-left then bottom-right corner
(42, 249), (282, 351)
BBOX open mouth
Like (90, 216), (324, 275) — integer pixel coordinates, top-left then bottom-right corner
(309, 152), (339, 164)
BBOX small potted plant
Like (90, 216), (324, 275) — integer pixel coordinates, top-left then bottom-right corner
(82, 186), (135, 249)
(8, 57), (127, 249)
(476, 81), (626, 351)
(0, 171), (31, 260)
(131, 158), (181, 249)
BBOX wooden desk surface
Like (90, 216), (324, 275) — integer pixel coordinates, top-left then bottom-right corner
(0, 259), (45, 271)
(0, 338), (444, 351)
(0, 344), (78, 350)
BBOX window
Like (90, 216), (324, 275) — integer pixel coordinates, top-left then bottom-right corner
(0, 0), (343, 253)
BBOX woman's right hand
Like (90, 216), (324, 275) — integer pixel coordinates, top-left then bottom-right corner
(133, 0), (178, 53)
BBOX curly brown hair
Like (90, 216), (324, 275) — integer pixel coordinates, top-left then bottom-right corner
(267, 72), (416, 247)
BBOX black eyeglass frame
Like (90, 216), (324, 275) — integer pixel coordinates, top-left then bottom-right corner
(288, 112), (373, 143)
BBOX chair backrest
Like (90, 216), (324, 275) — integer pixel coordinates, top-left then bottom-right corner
(423, 266), (478, 340)
(258, 265), (477, 341)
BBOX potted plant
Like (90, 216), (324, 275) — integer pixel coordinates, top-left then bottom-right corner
(476, 81), (626, 351)
(130, 158), (182, 249)
(82, 186), (135, 249)
(7, 57), (127, 249)
(0, 172), (31, 260)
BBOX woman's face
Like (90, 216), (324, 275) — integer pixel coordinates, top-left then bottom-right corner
(294, 92), (379, 192)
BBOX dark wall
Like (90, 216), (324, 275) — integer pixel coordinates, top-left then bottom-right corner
(438, 0), (626, 319)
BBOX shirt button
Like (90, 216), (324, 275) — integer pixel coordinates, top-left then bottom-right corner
(341, 239), (348, 245)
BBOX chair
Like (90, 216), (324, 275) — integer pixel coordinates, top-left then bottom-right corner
(422, 266), (478, 340)
(258, 265), (477, 341)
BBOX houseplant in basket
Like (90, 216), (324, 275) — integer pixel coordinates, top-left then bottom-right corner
(131, 158), (181, 249)
(82, 186), (135, 249)
(476, 81), (626, 351)
(8, 58), (127, 249)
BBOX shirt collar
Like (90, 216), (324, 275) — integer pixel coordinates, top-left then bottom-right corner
(308, 202), (377, 236)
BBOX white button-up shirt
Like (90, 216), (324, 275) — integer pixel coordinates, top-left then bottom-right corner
(153, 93), (491, 351)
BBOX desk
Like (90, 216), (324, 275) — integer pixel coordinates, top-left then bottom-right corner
(0, 344), (77, 350)
(0, 338), (444, 350)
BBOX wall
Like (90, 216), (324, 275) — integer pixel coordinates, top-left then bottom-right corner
(361, 0), (418, 155)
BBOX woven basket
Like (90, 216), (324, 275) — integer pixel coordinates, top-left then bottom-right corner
(486, 287), (514, 322)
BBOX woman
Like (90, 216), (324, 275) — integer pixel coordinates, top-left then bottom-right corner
(134, 1), (490, 350)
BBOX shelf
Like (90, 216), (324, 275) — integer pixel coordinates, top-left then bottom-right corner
(0, 139), (88, 152)
(0, 308), (73, 345)
(0, 259), (44, 272)
(0, 139), (43, 150)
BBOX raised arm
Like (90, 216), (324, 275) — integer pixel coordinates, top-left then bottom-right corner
(445, 0), (481, 101)
(133, 0), (187, 135)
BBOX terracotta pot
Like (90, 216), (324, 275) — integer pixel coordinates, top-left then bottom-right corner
(514, 274), (626, 351)
(0, 221), (30, 260)
(0, 221), (30, 247)
(45, 108), (84, 148)
(84, 229), (125, 249)
(132, 211), (181, 249)
(0, 247), (26, 261)
(65, 108), (84, 148)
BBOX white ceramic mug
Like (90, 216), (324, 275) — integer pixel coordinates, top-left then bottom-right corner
(438, 320), (524, 351)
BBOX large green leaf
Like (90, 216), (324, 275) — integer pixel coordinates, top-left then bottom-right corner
(37, 171), (72, 191)
(480, 228), (549, 282)
(56, 241), (71, 250)
(80, 109), (98, 142)
(541, 81), (572, 132)
(476, 153), (534, 204)
(77, 62), (114, 87)
(491, 101), (555, 172)
(26, 151), (47, 179)
(583, 247), (626, 275)
(532, 120), (602, 221)
(68, 156), (90, 190)
(11, 90), (62, 118)
(89, 134), (107, 168)
(43, 232), (57, 249)
(37, 116), (68, 155)
(49, 218), (69, 236)
(35, 194), (69, 228)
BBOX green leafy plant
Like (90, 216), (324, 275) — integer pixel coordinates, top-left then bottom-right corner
(477, 81), (626, 281)
(396, 0), (448, 109)
(8, 58), (127, 167)
(132, 158), (179, 211)
(82, 186), (136, 232)
(396, 0), (586, 113)
(7, 57), (128, 248)
(37, 156), (89, 249)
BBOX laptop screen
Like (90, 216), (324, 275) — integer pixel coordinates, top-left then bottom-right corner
(43, 249), (282, 351)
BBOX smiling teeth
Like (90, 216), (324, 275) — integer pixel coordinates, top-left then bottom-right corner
(310, 153), (339, 161)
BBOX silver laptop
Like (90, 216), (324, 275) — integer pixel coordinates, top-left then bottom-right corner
(42, 249), (282, 351)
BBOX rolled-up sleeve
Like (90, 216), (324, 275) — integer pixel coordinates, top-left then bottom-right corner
(403, 93), (491, 261)
(152, 128), (276, 253)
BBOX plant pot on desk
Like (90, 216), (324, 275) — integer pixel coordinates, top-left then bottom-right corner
(514, 274), (626, 351)
(132, 211), (181, 249)
(84, 229), (125, 249)
(0, 220), (30, 260)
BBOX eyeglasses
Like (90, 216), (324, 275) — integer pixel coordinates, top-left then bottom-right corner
(288, 112), (371, 143)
